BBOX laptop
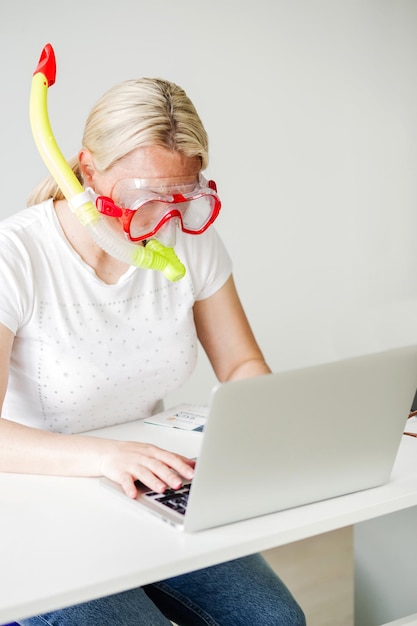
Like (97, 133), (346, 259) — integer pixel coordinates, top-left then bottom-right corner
(101, 345), (417, 532)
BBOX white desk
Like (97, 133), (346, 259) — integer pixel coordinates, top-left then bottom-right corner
(1, 419), (417, 624)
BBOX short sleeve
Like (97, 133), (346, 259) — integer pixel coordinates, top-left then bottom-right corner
(0, 230), (34, 333)
(176, 227), (233, 301)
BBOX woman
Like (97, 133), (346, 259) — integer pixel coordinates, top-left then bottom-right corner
(0, 76), (305, 625)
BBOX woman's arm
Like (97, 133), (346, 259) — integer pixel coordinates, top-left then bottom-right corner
(0, 323), (194, 497)
(193, 274), (271, 381)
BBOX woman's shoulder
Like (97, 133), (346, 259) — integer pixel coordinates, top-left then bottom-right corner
(176, 225), (230, 258)
(175, 227), (233, 300)
(0, 199), (53, 236)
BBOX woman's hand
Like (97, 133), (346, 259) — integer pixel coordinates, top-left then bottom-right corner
(0, 415), (194, 500)
(99, 440), (196, 498)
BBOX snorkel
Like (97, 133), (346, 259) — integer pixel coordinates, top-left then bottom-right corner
(29, 44), (186, 281)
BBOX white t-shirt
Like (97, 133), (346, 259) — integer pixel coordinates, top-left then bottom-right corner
(0, 200), (232, 433)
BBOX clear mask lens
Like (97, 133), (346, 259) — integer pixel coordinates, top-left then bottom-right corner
(96, 175), (221, 243)
(129, 200), (172, 239)
(182, 195), (216, 230)
(128, 194), (216, 240)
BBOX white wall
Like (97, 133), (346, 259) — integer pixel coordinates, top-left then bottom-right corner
(355, 507), (417, 624)
(1, 0), (417, 404)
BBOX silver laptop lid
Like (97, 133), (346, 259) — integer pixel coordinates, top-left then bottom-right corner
(184, 345), (417, 531)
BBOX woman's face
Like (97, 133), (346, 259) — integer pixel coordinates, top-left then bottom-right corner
(79, 145), (202, 245)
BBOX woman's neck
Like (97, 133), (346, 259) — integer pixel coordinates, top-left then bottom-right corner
(54, 199), (131, 284)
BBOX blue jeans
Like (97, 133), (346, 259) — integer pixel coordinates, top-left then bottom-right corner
(18, 554), (305, 625)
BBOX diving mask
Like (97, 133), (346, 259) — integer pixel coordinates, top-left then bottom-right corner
(95, 174), (221, 242)
(29, 43), (219, 282)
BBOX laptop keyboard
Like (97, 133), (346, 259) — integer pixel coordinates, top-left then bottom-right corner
(144, 483), (191, 516)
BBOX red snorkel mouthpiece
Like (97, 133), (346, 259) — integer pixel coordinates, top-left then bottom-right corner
(33, 43), (56, 87)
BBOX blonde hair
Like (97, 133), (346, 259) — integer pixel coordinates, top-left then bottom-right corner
(28, 78), (209, 206)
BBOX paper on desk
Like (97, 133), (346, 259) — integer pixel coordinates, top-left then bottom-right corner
(144, 404), (208, 432)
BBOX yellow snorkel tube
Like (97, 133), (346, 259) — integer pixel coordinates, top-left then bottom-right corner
(30, 44), (186, 281)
